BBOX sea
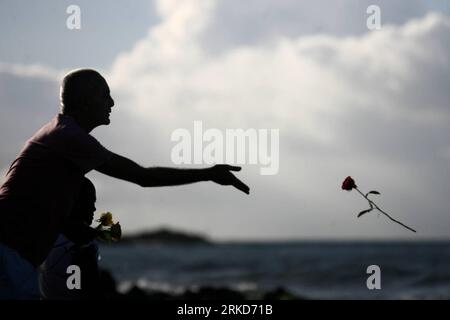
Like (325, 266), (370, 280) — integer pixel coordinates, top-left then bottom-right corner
(98, 241), (450, 300)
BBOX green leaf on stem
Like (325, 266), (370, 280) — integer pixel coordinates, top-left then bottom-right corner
(357, 208), (373, 218)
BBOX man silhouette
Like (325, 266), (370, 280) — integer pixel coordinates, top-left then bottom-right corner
(0, 69), (249, 299)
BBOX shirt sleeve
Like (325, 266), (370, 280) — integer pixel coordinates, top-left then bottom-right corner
(62, 133), (113, 174)
(41, 123), (114, 174)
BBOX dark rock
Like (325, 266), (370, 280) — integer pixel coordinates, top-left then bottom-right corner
(99, 269), (120, 299)
(180, 286), (246, 300)
(263, 286), (304, 300)
(123, 286), (149, 300)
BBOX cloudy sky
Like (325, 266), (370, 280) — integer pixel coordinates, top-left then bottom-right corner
(1, 0), (450, 241)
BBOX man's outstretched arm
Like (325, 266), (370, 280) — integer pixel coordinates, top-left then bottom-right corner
(95, 153), (250, 194)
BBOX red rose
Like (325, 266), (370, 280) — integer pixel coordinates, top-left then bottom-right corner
(342, 176), (357, 191)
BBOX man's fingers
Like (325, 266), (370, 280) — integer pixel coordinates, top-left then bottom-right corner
(224, 165), (241, 172)
(213, 165), (249, 194)
(231, 176), (250, 194)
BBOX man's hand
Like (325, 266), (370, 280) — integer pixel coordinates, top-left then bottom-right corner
(207, 164), (250, 194)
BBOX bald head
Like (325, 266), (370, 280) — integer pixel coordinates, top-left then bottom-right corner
(60, 69), (105, 113)
(59, 69), (114, 131)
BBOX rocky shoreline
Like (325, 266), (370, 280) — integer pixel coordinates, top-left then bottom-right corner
(99, 229), (305, 300)
(99, 269), (304, 300)
(119, 285), (304, 300)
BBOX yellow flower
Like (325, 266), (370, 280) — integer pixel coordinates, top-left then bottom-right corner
(97, 212), (114, 227)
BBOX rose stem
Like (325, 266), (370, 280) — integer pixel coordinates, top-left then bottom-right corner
(354, 187), (417, 233)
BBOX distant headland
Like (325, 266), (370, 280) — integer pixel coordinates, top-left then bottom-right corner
(117, 227), (211, 245)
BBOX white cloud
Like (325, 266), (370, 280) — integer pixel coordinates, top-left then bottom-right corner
(101, 5), (450, 239)
(0, 62), (63, 81)
(108, 9), (450, 147)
